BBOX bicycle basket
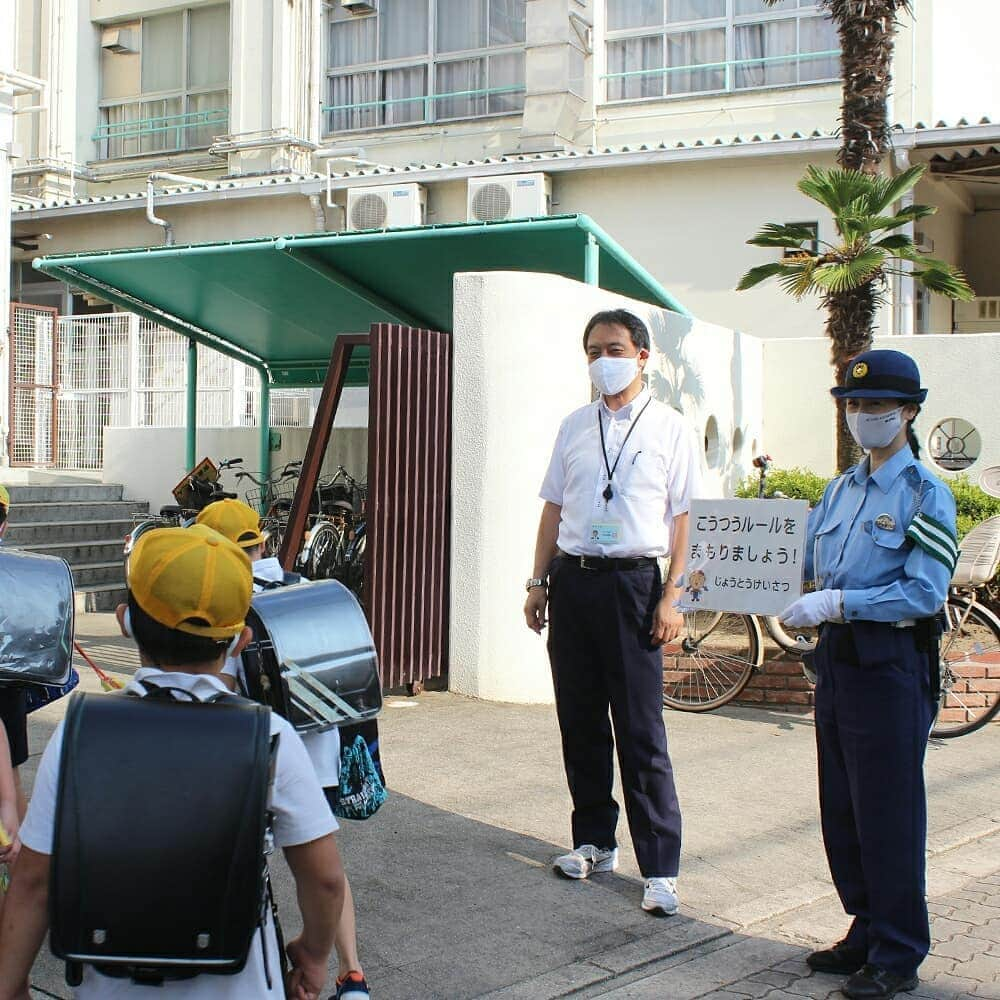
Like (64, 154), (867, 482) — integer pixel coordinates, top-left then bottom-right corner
(245, 477), (297, 510)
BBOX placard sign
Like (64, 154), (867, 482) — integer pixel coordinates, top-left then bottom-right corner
(677, 498), (809, 616)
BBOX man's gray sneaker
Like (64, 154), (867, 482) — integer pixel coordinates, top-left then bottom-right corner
(553, 845), (619, 879)
(641, 877), (679, 915)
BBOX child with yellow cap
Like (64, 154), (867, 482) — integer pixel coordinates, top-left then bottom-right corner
(0, 525), (346, 1000)
(195, 499), (370, 1000)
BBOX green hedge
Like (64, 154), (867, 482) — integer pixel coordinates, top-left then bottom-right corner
(735, 470), (1000, 543)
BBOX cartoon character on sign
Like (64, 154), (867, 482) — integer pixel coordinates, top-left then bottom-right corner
(685, 568), (708, 603)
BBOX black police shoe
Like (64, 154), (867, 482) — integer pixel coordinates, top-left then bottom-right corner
(806, 940), (867, 975)
(841, 964), (918, 999)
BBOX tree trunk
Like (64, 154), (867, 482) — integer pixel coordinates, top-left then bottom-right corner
(824, 0), (910, 470)
(830, 0), (909, 173)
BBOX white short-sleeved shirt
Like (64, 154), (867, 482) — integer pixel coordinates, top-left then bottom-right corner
(540, 386), (701, 557)
(222, 557), (341, 787)
(19, 668), (338, 999)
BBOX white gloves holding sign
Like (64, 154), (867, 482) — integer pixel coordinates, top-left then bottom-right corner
(779, 589), (843, 628)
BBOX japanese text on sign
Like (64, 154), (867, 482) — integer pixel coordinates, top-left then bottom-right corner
(678, 498), (809, 616)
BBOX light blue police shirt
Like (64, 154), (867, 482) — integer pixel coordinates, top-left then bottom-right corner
(804, 445), (957, 623)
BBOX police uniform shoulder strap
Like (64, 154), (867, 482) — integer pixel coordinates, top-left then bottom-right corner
(905, 483), (958, 572)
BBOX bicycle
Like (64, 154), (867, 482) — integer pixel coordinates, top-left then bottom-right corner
(123, 457), (243, 565)
(662, 455), (817, 713)
(662, 464), (1000, 739)
(298, 466), (367, 589)
(235, 461), (302, 559)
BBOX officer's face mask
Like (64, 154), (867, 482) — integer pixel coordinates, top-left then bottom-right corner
(589, 356), (639, 396)
(846, 406), (905, 450)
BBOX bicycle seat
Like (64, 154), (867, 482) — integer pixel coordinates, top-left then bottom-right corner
(952, 515), (1000, 588)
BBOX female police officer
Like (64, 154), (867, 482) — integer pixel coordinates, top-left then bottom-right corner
(779, 349), (957, 1000)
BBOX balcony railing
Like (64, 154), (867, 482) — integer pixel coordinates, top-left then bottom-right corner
(322, 84), (526, 130)
(601, 48), (841, 99)
(94, 106), (230, 158)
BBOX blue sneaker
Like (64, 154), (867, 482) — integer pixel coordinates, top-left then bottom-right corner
(334, 971), (370, 1000)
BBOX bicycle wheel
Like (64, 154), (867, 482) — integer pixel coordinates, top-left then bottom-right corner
(931, 597), (1000, 738)
(662, 610), (762, 712)
(307, 523), (344, 580)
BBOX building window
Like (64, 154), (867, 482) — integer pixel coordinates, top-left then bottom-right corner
(325, 0), (526, 133)
(96, 4), (230, 159)
(604, 0), (837, 102)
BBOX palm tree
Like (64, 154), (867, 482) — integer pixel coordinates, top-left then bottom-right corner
(758, 0), (918, 469)
(738, 164), (973, 460)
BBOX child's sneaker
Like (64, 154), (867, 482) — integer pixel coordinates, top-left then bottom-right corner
(334, 970), (371, 1000)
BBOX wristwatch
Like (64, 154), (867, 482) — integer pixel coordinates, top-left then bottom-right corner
(525, 577), (547, 592)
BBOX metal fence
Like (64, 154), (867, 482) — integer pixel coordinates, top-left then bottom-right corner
(9, 304), (315, 470)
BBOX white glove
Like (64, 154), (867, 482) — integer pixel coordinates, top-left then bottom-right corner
(779, 589), (843, 628)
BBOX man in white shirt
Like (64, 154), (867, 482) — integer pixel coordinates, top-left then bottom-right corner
(0, 525), (345, 1000)
(524, 309), (699, 917)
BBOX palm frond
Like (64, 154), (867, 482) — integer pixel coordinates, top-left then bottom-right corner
(747, 223), (822, 249)
(912, 266), (976, 301)
(811, 249), (886, 293)
(735, 261), (786, 291)
(864, 163), (926, 213)
(874, 204), (937, 232)
(873, 234), (913, 251)
(798, 167), (874, 214)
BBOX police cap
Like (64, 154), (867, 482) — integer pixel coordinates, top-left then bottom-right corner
(830, 349), (927, 402)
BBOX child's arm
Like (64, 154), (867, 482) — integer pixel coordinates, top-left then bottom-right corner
(0, 721), (19, 865)
(0, 847), (50, 1000)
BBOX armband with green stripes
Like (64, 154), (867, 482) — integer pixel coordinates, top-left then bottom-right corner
(905, 512), (958, 571)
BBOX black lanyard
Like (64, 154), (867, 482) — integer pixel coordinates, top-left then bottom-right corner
(598, 397), (651, 503)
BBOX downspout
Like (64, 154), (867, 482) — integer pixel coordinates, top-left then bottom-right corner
(185, 337), (198, 470)
(893, 148), (915, 337)
(146, 172), (212, 246)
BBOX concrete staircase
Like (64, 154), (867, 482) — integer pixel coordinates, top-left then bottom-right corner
(4, 483), (148, 612)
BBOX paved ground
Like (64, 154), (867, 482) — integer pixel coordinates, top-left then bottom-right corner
(21, 614), (1000, 998)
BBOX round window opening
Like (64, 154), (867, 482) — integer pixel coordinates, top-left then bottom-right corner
(929, 417), (981, 471)
(704, 416), (722, 469)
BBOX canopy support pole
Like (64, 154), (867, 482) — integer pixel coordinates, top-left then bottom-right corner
(185, 338), (197, 470)
(584, 233), (599, 286)
(258, 372), (271, 508)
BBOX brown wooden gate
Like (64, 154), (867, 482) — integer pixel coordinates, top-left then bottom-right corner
(8, 303), (59, 466)
(365, 324), (452, 690)
(279, 324), (452, 692)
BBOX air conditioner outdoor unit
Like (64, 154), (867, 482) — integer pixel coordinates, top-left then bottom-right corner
(467, 173), (551, 222)
(346, 183), (426, 231)
(341, 0), (376, 12)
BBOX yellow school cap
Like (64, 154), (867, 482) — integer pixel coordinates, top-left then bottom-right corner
(195, 498), (266, 550)
(128, 524), (252, 639)
(0, 485), (9, 508)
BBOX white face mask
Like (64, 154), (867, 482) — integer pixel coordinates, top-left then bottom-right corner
(589, 356), (639, 396)
(846, 407), (905, 450)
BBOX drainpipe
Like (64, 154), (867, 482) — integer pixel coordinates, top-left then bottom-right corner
(893, 148), (915, 338)
(146, 171), (212, 246)
(584, 233), (599, 285)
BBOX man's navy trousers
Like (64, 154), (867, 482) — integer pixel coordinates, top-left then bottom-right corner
(547, 556), (682, 878)
(814, 621), (935, 978)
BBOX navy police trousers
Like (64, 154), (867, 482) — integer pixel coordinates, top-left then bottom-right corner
(546, 558), (682, 878)
(814, 622), (935, 978)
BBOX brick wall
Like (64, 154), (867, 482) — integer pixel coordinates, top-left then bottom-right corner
(735, 650), (814, 712)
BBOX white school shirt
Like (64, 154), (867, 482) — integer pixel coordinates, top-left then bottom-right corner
(222, 557), (342, 788)
(18, 668), (338, 1000)
(539, 386), (700, 558)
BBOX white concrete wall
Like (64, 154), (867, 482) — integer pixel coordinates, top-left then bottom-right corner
(761, 333), (1000, 479)
(103, 425), (368, 511)
(448, 270), (762, 705)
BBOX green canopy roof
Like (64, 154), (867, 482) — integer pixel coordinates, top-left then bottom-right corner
(35, 214), (687, 388)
